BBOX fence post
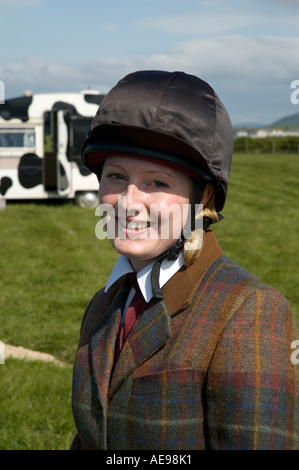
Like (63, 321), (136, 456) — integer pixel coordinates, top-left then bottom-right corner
(0, 341), (5, 364)
(0, 80), (4, 104)
(0, 194), (7, 210)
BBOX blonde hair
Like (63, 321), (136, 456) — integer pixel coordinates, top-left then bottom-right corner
(183, 184), (219, 267)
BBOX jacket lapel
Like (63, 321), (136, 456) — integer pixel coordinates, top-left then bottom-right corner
(109, 297), (171, 396)
(73, 277), (131, 450)
(89, 276), (130, 418)
(163, 231), (223, 316)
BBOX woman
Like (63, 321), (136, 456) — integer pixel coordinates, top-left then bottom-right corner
(71, 71), (299, 450)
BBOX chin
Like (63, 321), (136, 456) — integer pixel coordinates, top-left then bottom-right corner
(112, 238), (171, 266)
(112, 239), (149, 258)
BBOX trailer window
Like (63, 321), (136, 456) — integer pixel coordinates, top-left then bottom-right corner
(0, 127), (36, 147)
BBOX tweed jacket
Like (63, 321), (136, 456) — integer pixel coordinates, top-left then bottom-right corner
(71, 232), (299, 450)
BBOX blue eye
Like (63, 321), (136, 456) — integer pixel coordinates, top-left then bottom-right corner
(153, 181), (167, 187)
(109, 173), (124, 180)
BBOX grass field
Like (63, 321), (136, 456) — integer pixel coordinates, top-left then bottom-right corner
(0, 153), (298, 449)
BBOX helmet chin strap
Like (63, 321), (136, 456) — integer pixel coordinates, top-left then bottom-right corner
(150, 181), (208, 300)
(150, 239), (184, 300)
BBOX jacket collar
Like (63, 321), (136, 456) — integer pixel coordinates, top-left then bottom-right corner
(105, 252), (184, 303)
(105, 231), (222, 317)
(162, 231), (223, 316)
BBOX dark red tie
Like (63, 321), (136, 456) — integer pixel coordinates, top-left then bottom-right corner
(114, 272), (147, 361)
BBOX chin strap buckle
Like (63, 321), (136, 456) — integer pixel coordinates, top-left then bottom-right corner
(166, 238), (184, 261)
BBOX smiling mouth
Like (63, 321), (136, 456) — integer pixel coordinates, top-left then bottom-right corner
(119, 219), (150, 231)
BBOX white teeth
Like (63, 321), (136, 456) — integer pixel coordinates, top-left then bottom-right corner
(118, 219), (149, 230)
(126, 220), (148, 230)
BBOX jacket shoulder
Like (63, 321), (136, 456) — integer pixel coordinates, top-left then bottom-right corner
(194, 253), (295, 326)
(204, 253), (278, 294)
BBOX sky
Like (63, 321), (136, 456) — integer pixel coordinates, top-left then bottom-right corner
(0, 0), (299, 126)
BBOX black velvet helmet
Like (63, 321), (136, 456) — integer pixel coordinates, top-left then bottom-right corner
(81, 70), (234, 212)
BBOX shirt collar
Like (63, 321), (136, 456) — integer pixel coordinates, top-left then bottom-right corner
(105, 252), (184, 303)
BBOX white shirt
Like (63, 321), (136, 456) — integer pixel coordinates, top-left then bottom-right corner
(105, 252), (184, 325)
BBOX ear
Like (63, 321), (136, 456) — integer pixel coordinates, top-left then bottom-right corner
(200, 184), (214, 207)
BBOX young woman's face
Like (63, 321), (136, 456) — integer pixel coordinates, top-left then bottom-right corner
(99, 156), (194, 271)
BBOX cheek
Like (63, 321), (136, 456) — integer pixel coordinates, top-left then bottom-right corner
(99, 183), (116, 205)
(157, 195), (190, 237)
(98, 180), (105, 202)
(166, 195), (190, 218)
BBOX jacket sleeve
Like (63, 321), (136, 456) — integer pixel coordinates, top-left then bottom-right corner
(70, 287), (107, 451)
(70, 433), (83, 450)
(205, 287), (299, 450)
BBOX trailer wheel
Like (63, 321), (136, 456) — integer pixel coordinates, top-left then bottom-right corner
(75, 191), (98, 209)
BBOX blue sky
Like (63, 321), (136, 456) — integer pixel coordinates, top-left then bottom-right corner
(0, 0), (299, 125)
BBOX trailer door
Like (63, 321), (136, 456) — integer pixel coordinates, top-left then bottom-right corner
(56, 109), (71, 196)
(44, 109), (71, 196)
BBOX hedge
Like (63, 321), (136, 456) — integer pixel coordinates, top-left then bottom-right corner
(234, 136), (299, 154)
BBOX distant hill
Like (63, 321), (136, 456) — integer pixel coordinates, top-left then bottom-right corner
(234, 122), (264, 129)
(268, 112), (299, 128)
(234, 112), (299, 130)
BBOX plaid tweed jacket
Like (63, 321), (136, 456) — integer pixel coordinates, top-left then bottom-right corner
(71, 232), (299, 450)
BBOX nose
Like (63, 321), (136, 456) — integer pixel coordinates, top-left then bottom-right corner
(118, 183), (146, 218)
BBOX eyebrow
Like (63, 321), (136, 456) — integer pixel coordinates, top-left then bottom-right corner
(103, 163), (125, 171)
(103, 163), (176, 180)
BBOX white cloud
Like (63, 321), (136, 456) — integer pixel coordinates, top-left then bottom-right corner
(136, 11), (243, 36)
(0, 57), (132, 96)
(101, 23), (117, 32)
(134, 7), (298, 36)
(1, 35), (298, 124)
(166, 36), (299, 83)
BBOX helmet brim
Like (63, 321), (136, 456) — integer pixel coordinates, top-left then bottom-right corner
(82, 123), (214, 182)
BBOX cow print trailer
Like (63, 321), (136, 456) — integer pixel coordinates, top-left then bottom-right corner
(0, 90), (104, 208)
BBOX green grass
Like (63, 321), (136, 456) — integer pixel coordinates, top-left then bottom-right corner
(0, 153), (298, 449)
(0, 202), (119, 362)
(0, 360), (73, 450)
(0, 202), (119, 450)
